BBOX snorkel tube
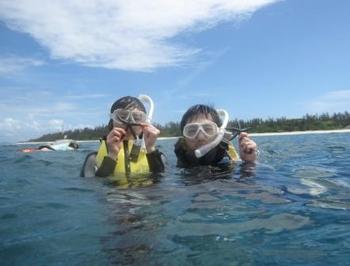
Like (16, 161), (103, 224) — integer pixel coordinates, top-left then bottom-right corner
(138, 94), (154, 148)
(194, 109), (229, 158)
(138, 94), (154, 122)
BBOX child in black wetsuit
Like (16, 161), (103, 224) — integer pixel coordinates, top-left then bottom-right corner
(174, 104), (257, 168)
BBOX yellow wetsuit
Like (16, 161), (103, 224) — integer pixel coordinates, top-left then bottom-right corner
(96, 140), (150, 175)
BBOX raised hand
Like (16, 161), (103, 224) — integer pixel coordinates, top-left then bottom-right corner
(141, 123), (160, 153)
(239, 132), (257, 162)
(106, 127), (126, 160)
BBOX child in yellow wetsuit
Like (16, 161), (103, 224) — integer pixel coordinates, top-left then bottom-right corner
(81, 96), (164, 178)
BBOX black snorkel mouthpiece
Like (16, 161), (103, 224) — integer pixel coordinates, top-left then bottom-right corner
(123, 140), (131, 176)
(129, 137), (142, 162)
(120, 120), (143, 170)
(225, 126), (251, 141)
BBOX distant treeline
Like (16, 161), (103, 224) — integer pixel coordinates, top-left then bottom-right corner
(31, 112), (350, 141)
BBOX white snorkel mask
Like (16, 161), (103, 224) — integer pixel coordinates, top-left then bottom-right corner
(194, 109), (229, 158)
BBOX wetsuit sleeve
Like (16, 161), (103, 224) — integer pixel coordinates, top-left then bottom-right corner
(146, 149), (165, 173)
(176, 157), (189, 168)
(95, 156), (117, 177)
(174, 137), (191, 168)
(80, 152), (116, 177)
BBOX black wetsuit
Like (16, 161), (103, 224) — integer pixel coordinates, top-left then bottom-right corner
(174, 137), (233, 168)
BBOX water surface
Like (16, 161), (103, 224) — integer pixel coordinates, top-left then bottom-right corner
(1, 133), (350, 265)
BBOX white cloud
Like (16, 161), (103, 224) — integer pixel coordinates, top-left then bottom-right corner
(0, 0), (279, 71)
(0, 88), (109, 142)
(0, 101), (77, 116)
(307, 90), (350, 113)
(0, 55), (44, 75)
(0, 116), (98, 142)
(0, 117), (64, 132)
(0, 118), (22, 132)
(48, 119), (64, 131)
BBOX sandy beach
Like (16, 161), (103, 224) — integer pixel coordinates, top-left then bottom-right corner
(249, 128), (350, 137)
(16, 129), (350, 145)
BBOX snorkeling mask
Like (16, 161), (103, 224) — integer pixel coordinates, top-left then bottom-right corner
(110, 109), (147, 125)
(183, 121), (219, 139)
(194, 109), (229, 158)
(109, 95), (153, 129)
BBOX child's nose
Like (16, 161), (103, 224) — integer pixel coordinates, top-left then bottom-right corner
(196, 130), (206, 140)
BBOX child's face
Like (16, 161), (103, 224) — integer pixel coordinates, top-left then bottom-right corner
(183, 114), (218, 150)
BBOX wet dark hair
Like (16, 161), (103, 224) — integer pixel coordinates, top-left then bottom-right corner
(68, 142), (79, 149)
(108, 96), (146, 131)
(180, 104), (222, 131)
(110, 96), (146, 113)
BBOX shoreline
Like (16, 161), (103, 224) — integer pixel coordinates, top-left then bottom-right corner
(15, 129), (350, 145)
(249, 128), (350, 137)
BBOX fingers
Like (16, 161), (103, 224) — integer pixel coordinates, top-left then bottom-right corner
(107, 127), (126, 144)
(239, 132), (253, 145)
(139, 122), (148, 127)
(239, 132), (249, 141)
(142, 124), (160, 153)
(240, 140), (257, 162)
(239, 134), (257, 155)
(241, 143), (257, 154)
(140, 123), (160, 137)
(143, 124), (160, 136)
(113, 127), (126, 135)
(111, 127), (126, 138)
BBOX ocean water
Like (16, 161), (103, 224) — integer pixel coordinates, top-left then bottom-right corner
(1, 133), (350, 265)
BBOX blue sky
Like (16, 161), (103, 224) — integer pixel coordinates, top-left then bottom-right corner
(0, 0), (349, 142)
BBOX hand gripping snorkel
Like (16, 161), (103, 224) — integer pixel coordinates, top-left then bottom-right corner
(194, 109), (229, 158)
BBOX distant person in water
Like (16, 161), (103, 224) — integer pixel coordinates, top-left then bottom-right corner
(81, 95), (165, 178)
(21, 141), (79, 153)
(174, 104), (257, 168)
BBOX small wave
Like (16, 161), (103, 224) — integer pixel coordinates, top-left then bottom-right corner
(172, 213), (311, 237)
(306, 199), (350, 210)
(1, 213), (17, 220)
(62, 187), (94, 193)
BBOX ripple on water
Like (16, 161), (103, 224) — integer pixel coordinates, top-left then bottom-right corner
(306, 199), (350, 210)
(62, 187), (95, 193)
(31, 202), (70, 210)
(290, 165), (337, 196)
(1, 213), (18, 220)
(171, 213), (311, 237)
